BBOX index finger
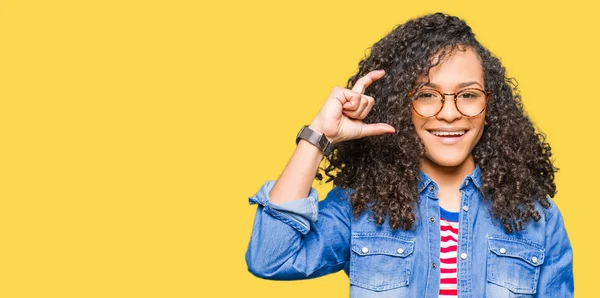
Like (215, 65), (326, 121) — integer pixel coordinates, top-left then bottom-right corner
(351, 69), (386, 94)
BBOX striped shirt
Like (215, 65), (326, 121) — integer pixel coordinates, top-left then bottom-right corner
(439, 207), (459, 298)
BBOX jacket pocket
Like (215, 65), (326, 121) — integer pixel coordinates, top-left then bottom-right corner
(486, 236), (545, 295)
(350, 233), (415, 292)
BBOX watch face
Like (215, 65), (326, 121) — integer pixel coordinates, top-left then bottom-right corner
(318, 135), (327, 147)
(296, 125), (330, 154)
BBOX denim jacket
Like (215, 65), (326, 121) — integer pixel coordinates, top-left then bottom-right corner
(245, 166), (574, 297)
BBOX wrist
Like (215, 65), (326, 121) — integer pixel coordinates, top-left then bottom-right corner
(308, 120), (336, 144)
(297, 124), (333, 156)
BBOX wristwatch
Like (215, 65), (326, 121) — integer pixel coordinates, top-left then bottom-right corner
(296, 125), (333, 156)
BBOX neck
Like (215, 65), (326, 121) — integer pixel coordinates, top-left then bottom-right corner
(420, 155), (476, 189)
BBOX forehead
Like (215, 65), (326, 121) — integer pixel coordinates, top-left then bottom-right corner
(418, 47), (484, 88)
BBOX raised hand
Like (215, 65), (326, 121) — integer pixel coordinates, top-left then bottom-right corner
(309, 69), (396, 144)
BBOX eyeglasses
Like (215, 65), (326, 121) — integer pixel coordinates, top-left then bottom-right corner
(409, 88), (491, 117)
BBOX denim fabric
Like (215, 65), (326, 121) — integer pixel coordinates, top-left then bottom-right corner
(246, 166), (574, 297)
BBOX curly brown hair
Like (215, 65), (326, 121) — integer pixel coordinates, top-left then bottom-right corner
(318, 12), (558, 233)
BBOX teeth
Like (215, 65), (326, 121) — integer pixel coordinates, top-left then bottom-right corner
(430, 130), (466, 136)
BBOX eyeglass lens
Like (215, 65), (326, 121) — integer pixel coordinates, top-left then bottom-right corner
(412, 89), (486, 117)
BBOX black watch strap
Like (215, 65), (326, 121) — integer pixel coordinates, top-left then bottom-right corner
(296, 125), (332, 156)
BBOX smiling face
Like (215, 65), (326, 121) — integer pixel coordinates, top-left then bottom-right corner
(411, 47), (487, 171)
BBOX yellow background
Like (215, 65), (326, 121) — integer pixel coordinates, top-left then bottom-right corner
(0, 0), (596, 297)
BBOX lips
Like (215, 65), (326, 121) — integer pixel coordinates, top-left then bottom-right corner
(427, 129), (469, 144)
(429, 130), (466, 137)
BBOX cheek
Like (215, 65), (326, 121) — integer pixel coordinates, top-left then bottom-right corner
(470, 118), (486, 144)
(411, 111), (426, 131)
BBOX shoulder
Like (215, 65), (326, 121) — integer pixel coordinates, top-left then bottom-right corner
(537, 196), (565, 225)
(318, 187), (354, 215)
(529, 196), (570, 246)
(322, 186), (354, 204)
(325, 186), (354, 200)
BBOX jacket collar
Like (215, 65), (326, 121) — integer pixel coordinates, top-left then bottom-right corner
(418, 164), (482, 194)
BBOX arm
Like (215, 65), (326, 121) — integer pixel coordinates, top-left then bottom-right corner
(268, 69), (394, 206)
(245, 70), (394, 280)
(535, 200), (574, 297)
(246, 182), (353, 279)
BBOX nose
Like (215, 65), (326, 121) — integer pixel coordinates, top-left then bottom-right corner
(435, 94), (462, 122)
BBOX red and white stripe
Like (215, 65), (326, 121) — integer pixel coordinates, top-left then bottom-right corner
(439, 217), (459, 298)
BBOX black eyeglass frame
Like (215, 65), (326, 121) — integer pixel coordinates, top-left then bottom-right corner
(408, 87), (492, 118)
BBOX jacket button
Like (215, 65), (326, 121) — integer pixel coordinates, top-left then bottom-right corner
(462, 205), (469, 212)
(465, 180), (469, 186)
(531, 256), (538, 264)
(499, 248), (507, 254)
(460, 253), (467, 260)
(431, 262), (437, 269)
(361, 247), (369, 253)
(397, 248), (404, 254)
(430, 217), (436, 223)
(429, 186), (435, 192)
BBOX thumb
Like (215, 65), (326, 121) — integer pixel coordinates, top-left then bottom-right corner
(359, 123), (396, 138)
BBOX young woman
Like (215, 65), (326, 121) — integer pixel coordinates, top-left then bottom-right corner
(245, 13), (573, 297)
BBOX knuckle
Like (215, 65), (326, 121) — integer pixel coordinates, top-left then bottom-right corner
(359, 100), (368, 109)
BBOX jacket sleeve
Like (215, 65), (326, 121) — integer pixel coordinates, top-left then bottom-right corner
(245, 180), (352, 280)
(535, 199), (574, 297)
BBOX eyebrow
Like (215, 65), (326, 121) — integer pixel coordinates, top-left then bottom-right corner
(421, 81), (483, 89)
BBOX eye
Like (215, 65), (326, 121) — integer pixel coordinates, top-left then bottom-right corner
(457, 90), (483, 100)
(414, 90), (440, 101)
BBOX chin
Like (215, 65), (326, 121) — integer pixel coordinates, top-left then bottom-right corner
(423, 152), (470, 168)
